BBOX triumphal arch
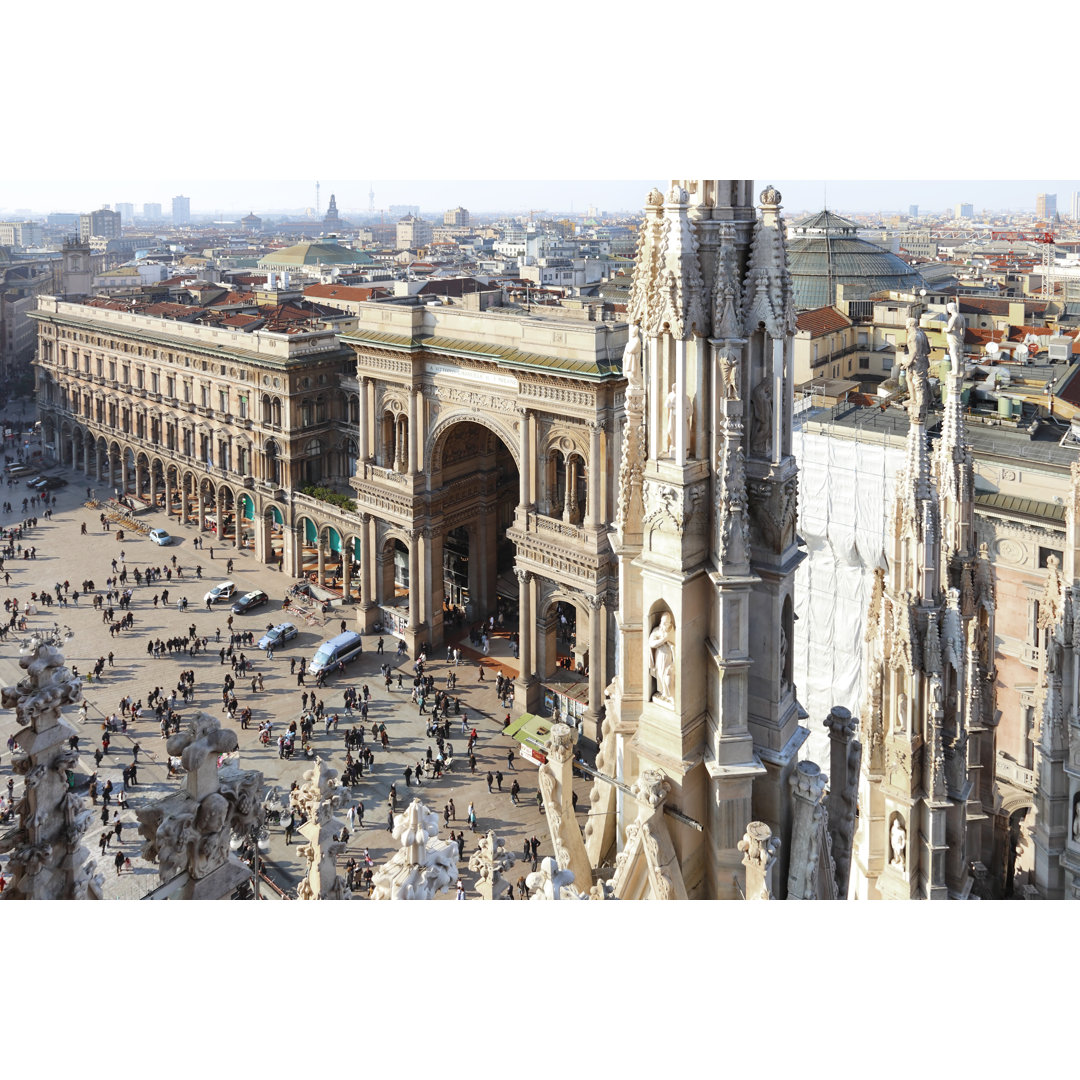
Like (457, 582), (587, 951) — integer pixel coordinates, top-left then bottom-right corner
(340, 296), (627, 736)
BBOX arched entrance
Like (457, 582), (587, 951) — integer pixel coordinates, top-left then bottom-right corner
(430, 420), (520, 627)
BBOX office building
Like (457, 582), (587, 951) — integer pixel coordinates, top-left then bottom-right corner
(1037, 193), (1057, 220)
(172, 195), (191, 226)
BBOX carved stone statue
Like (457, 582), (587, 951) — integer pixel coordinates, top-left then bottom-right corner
(749, 375), (772, 457)
(945, 302), (965, 371)
(0, 643), (102, 900)
(717, 348), (740, 400)
(1073, 797), (1080, 843)
(902, 316), (931, 424)
(664, 388), (693, 455)
(890, 816), (907, 869)
(649, 612), (676, 703)
(622, 322), (642, 390)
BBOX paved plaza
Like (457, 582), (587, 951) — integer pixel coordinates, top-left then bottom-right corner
(0, 440), (594, 900)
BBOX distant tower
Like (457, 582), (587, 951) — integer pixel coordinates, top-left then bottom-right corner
(369, 184), (375, 213)
(324, 194), (341, 227)
(61, 238), (93, 297)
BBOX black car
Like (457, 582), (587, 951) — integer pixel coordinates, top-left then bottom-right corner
(38, 477), (68, 490)
(231, 589), (269, 615)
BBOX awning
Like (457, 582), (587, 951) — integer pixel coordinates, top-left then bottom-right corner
(238, 493), (254, 520)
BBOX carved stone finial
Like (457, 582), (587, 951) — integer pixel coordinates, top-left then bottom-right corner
(292, 758), (350, 900)
(525, 855), (583, 900)
(760, 185), (782, 207)
(371, 799), (458, 900)
(0, 644), (102, 900)
(739, 821), (780, 900)
(647, 188), (664, 208)
(468, 829), (515, 900)
(631, 769), (671, 809)
(546, 722), (575, 765)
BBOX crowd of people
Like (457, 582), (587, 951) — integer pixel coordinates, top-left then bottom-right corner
(0, 443), (583, 899)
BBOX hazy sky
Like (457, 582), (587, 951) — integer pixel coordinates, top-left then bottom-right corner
(2, 179), (1076, 219)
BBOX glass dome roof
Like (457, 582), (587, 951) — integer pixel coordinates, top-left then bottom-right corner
(787, 210), (925, 310)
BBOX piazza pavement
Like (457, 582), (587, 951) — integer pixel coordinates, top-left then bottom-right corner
(0, 413), (593, 900)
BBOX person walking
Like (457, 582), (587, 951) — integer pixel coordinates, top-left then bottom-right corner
(486, 771), (494, 794)
(510, 778), (520, 805)
(448, 798), (455, 821)
(114, 849), (125, 876)
(495, 770), (503, 792)
(506, 747), (515, 771)
(456, 881), (466, 900)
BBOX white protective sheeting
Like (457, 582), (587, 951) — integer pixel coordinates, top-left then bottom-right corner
(793, 420), (906, 768)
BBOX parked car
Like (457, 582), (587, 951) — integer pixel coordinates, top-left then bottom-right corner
(40, 476), (68, 490)
(258, 622), (298, 650)
(148, 528), (173, 546)
(203, 581), (237, 605)
(25, 474), (48, 488)
(231, 589), (269, 615)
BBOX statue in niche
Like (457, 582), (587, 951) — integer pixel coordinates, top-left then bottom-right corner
(622, 322), (642, 390)
(895, 692), (907, 732)
(749, 375), (772, 457)
(779, 623), (790, 690)
(718, 349), (740, 401)
(890, 816), (907, 869)
(1073, 795), (1080, 843)
(649, 612), (676, 703)
(945, 302), (965, 371)
(664, 388), (693, 456)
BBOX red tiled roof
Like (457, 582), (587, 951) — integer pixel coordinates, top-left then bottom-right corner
(303, 283), (388, 303)
(795, 305), (852, 338)
(959, 297), (1049, 316)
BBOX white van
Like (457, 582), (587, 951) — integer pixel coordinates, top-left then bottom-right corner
(308, 631), (364, 677)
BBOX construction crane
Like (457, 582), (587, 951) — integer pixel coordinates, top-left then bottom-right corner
(990, 231), (1056, 298)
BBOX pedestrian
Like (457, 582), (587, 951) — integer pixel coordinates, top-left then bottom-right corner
(449, 798), (455, 821)
(495, 770), (503, 792)
(386, 809), (394, 833)
(284, 814), (295, 845)
(511, 779), (520, 805)
(507, 747), (516, 770)
(456, 881), (466, 900)
(467, 802), (477, 832)
(486, 771), (493, 793)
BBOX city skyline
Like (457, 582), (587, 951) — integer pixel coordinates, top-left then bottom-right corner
(2, 179), (1078, 220)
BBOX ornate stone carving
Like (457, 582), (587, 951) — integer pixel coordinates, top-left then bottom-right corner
(787, 761), (829, 900)
(749, 375), (772, 458)
(643, 479), (705, 537)
(468, 830), (515, 900)
(746, 476), (798, 553)
(900, 317), (931, 425)
(717, 347), (741, 401)
(371, 799), (458, 900)
(944, 302), (965, 370)
(0, 644), (102, 900)
(889, 814), (907, 871)
(715, 411), (750, 571)
(137, 712), (263, 898)
(291, 758), (350, 900)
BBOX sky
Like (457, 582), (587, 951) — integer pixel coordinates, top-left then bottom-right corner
(4, 178), (1077, 220)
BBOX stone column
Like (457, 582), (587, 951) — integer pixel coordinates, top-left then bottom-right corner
(518, 407), (532, 509)
(586, 422), (602, 528)
(197, 484), (206, 533)
(407, 392), (418, 475)
(674, 337), (688, 464)
(317, 535), (326, 588)
(149, 467), (158, 511)
(358, 378), (369, 465)
(787, 761), (830, 900)
(562, 455), (574, 522)
(360, 514), (374, 611)
(120, 454), (129, 494)
(341, 544), (353, 602)
(407, 533), (419, 632)
(823, 706), (859, 897)
(585, 595), (605, 742)
(515, 569), (535, 698)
